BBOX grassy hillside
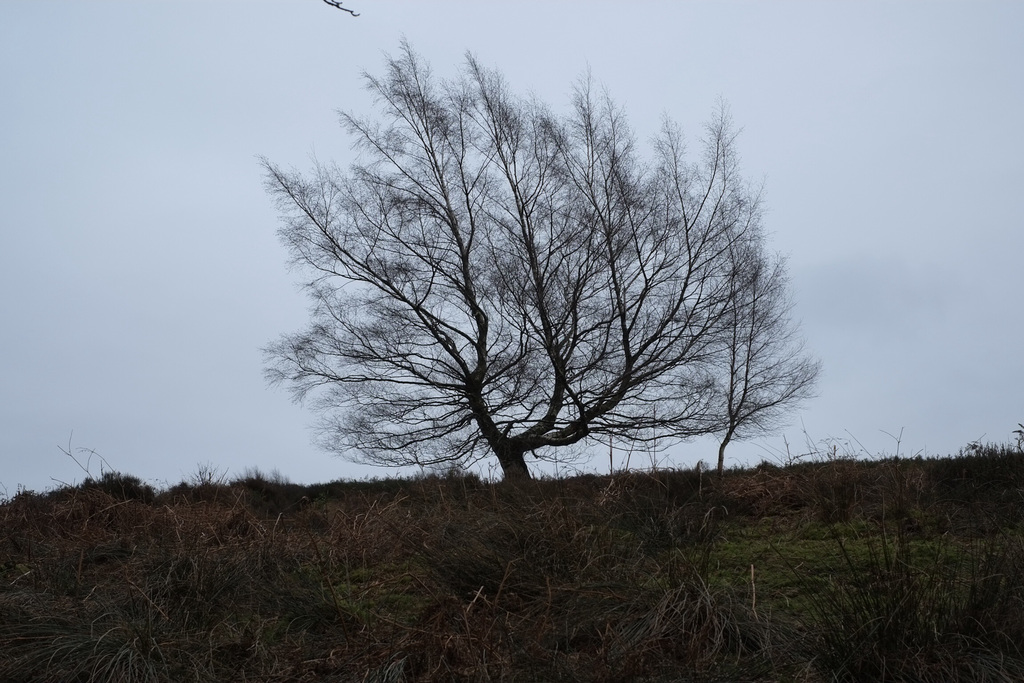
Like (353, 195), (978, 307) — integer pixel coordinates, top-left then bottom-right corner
(2, 444), (1024, 682)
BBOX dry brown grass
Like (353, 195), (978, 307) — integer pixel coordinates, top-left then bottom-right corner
(2, 445), (1024, 681)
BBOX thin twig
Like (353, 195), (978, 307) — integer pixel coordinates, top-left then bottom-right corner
(321, 0), (359, 16)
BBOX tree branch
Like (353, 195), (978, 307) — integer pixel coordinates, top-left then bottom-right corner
(321, 0), (359, 17)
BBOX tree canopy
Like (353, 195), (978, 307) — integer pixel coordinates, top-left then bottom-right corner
(263, 44), (819, 479)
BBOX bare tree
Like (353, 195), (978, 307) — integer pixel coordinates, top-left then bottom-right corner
(713, 240), (821, 476)
(263, 44), (812, 479)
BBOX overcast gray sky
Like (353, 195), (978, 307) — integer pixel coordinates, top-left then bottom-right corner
(2, 1), (1022, 493)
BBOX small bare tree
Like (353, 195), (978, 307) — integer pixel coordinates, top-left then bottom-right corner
(713, 241), (821, 476)
(263, 43), (814, 479)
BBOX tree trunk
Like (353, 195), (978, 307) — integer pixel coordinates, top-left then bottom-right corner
(493, 442), (532, 481)
(717, 432), (732, 478)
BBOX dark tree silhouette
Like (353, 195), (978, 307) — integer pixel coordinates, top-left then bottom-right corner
(263, 44), (818, 479)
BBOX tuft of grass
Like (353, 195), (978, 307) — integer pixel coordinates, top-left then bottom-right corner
(80, 471), (156, 504)
(795, 523), (1024, 682)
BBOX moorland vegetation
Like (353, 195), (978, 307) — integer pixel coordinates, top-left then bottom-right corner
(2, 440), (1024, 682)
